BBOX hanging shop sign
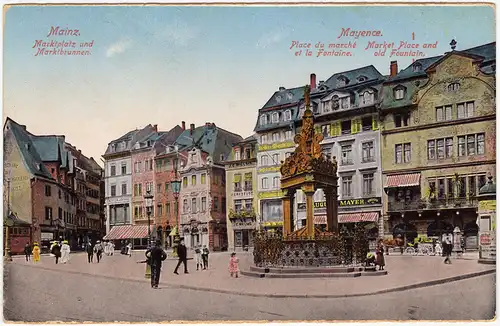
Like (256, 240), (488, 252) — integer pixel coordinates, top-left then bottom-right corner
(297, 197), (382, 210)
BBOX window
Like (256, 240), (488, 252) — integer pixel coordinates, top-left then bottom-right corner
(341, 120), (351, 134)
(134, 206), (143, 218)
(341, 145), (353, 165)
(244, 173), (253, 190)
(261, 177), (269, 189)
(477, 133), (485, 155)
(260, 114), (267, 126)
(342, 176), (353, 197)
(111, 185), (116, 197)
(200, 174), (206, 184)
(272, 153), (280, 164)
(166, 202), (171, 214)
(121, 184), (127, 195)
(45, 185), (51, 196)
(234, 199), (243, 213)
(110, 165), (116, 176)
(272, 132), (280, 142)
(183, 199), (189, 213)
(394, 113), (410, 127)
(394, 87), (405, 100)
(191, 198), (197, 213)
(213, 197), (219, 211)
(437, 139), (445, 159)
(360, 91), (374, 105)
(395, 143), (411, 163)
(457, 101), (475, 119)
(234, 151), (240, 161)
(284, 130), (292, 140)
(157, 204), (163, 216)
(437, 179), (445, 199)
(436, 105), (452, 122)
(201, 197), (207, 211)
(458, 177), (467, 197)
(430, 137), (454, 160)
(146, 182), (153, 193)
(121, 163), (127, 175)
(412, 63), (422, 72)
(272, 177), (280, 189)
(156, 183), (162, 193)
(245, 148), (252, 159)
(362, 173), (374, 196)
(192, 175), (196, 186)
(183, 177), (188, 188)
(361, 117), (372, 131)
(261, 155), (269, 166)
(284, 110), (292, 121)
(45, 206), (53, 220)
(468, 176), (477, 197)
(447, 82), (460, 92)
(260, 134), (268, 144)
(362, 142), (375, 162)
(467, 135), (476, 155)
(458, 136), (466, 157)
(272, 112), (279, 123)
(446, 178), (454, 197)
(427, 140), (436, 160)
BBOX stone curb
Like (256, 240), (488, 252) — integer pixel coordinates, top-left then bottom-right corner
(8, 262), (495, 299)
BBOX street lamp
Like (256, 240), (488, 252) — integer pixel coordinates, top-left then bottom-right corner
(144, 190), (154, 245)
(171, 178), (182, 254)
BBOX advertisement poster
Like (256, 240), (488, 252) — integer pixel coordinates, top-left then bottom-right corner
(2, 2), (496, 323)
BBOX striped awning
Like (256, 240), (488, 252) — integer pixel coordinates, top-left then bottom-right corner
(314, 215), (327, 224)
(339, 212), (379, 223)
(385, 173), (421, 188)
(103, 225), (150, 240)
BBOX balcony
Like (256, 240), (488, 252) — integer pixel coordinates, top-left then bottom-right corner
(388, 197), (478, 212)
(233, 186), (254, 199)
(341, 159), (353, 166)
(228, 208), (257, 219)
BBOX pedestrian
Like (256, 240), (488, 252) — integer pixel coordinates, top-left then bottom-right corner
(32, 242), (40, 263)
(109, 241), (115, 256)
(146, 240), (167, 289)
(375, 239), (385, 271)
(228, 252), (239, 278)
(202, 245), (210, 270)
(24, 243), (31, 262)
(86, 241), (94, 263)
(443, 235), (452, 264)
(94, 240), (104, 263)
(61, 240), (71, 264)
(194, 246), (203, 270)
(51, 241), (61, 264)
(126, 242), (132, 257)
(174, 238), (189, 275)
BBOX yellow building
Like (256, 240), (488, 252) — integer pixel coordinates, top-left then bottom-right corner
(223, 135), (258, 251)
(380, 41), (495, 249)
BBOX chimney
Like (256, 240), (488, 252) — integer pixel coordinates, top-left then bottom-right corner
(390, 61), (398, 77)
(153, 124), (158, 132)
(78, 149), (81, 153)
(310, 73), (317, 89)
(278, 86), (285, 91)
(190, 123), (195, 135)
(181, 121), (186, 130)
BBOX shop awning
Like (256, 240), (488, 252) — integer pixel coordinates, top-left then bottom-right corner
(339, 212), (379, 223)
(314, 215), (327, 224)
(385, 173), (421, 188)
(103, 225), (150, 240)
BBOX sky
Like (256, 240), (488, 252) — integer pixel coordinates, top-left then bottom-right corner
(3, 5), (496, 163)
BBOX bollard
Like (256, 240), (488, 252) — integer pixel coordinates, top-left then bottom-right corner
(145, 263), (151, 278)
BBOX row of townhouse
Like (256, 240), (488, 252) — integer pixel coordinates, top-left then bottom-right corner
(3, 118), (105, 254)
(102, 121), (242, 251)
(229, 40), (495, 251)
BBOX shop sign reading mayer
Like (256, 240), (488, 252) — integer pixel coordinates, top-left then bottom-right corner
(297, 197), (382, 209)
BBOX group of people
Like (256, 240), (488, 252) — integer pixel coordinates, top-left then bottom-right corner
(24, 242), (41, 263)
(86, 240), (104, 263)
(23, 240), (71, 264)
(193, 244), (210, 271)
(365, 238), (386, 271)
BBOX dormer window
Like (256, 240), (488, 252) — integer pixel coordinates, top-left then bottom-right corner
(360, 90), (374, 105)
(412, 63), (422, 72)
(284, 110), (292, 121)
(111, 144), (117, 152)
(259, 114), (267, 126)
(275, 95), (282, 103)
(271, 112), (279, 123)
(393, 86), (406, 100)
(447, 83), (460, 92)
(357, 76), (367, 82)
(286, 93), (293, 100)
(336, 76), (348, 87)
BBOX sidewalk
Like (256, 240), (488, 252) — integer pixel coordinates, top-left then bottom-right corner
(11, 250), (495, 298)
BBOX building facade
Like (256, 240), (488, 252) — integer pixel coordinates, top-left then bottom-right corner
(380, 41), (496, 249)
(254, 86), (301, 232)
(102, 125), (155, 235)
(294, 68), (385, 241)
(224, 135), (258, 251)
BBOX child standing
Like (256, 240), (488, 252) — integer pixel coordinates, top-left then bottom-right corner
(228, 252), (239, 278)
(195, 246), (203, 270)
(32, 242), (40, 263)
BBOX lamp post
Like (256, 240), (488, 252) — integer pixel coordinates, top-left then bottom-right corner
(144, 190), (154, 279)
(171, 178), (182, 255)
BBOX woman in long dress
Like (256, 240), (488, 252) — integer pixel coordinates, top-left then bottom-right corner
(32, 242), (41, 263)
(61, 240), (71, 264)
(375, 239), (385, 270)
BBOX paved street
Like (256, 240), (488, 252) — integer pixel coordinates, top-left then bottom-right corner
(3, 260), (495, 322)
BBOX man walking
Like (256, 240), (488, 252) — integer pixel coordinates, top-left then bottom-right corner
(86, 241), (94, 263)
(94, 240), (104, 263)
(51, 241), (61, 264)
(202, 245), (210, 270)
(443, 234), (452, 264)
(147, 240), (167, 288)
(24, 243), (31, 262)
(174, 238), (188, 275)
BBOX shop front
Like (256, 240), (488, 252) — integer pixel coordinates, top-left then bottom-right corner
(231, 217), (256, 251)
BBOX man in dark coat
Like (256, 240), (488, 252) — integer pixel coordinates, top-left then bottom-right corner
(24, 243), (31, 262)
(51, 242), (61, 264)
(202, 245), (210, 270)
(174, 238), (188, 275)
(86, 241), (94, 263)
(147, 240), (167, 288)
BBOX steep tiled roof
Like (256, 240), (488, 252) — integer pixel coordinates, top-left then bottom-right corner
(261, 86), (305, 110)
(324, 65), (385, 89)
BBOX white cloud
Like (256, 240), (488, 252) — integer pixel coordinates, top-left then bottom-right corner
(256, 29), (288, 49)
(106, 39), (133, 58)
(155, 20), (199, 47)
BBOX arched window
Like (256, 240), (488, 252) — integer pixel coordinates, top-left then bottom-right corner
(275, 95), (282, 103)
(271, 112), (279, 123)
(393, 86), (406, 100)
(412, 63), (422, 72)
(447, 83), (460, 92)
(284, 110), (292, 121)
(261, 177), (269, 189)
